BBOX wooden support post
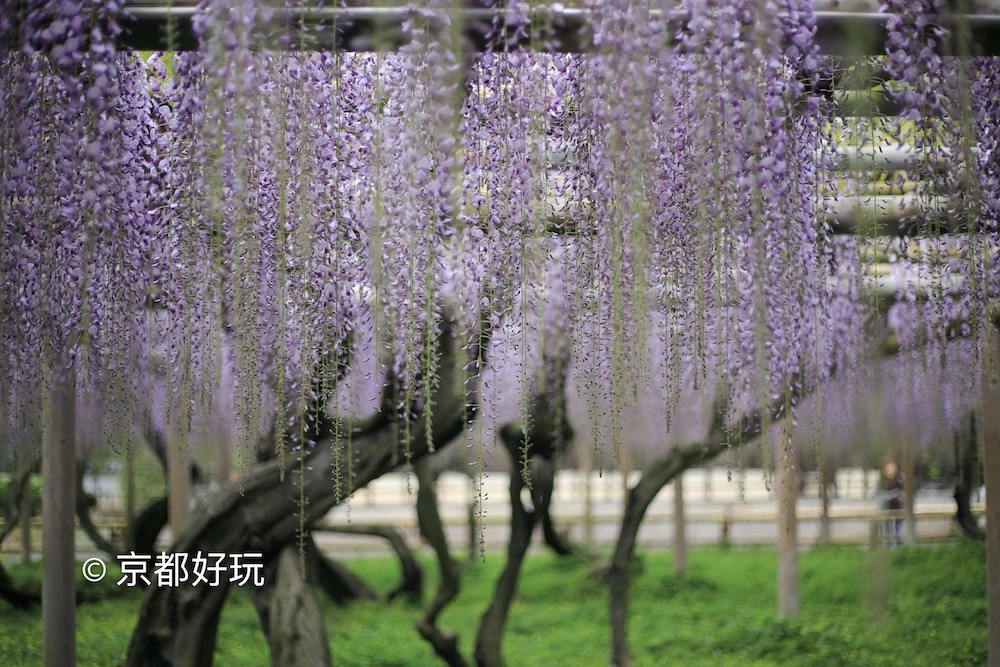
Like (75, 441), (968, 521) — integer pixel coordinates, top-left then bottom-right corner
(166, 409), (189, 541)
(20, 463), (32, 563)
(468, 473), (481, 562)
(902, 436), (917, 547)
(217, 423), (232, 485)
(581, 444), (594, 547)
(468, 497), (477, 562)
(673, 473), (686, 576)
(982, 322), (1000, 667)
(124, 443), (135, 539)
(620, 445), (633, 506)
(775, 422), (800, 618)
(216, 353), (232, 486)
(818, 455), (832, 545)
(42, 364), (76, 667)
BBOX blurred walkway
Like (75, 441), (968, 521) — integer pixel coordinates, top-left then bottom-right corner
(2, 468), (979, 562)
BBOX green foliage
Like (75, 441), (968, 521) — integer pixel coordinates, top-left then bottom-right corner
(0, 561), (142, 667)
(0, 474), (42, 514)
(0, 474), (96, 515)
(2, 560), (132, 605)
(118, 445), (168, 511)
(0, 543), (987, 665)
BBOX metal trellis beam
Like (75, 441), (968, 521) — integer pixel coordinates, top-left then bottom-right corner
(116, 5), (1000, 55)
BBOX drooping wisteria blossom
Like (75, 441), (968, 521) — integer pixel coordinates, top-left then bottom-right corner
(0, 2), (155, 443)
(0, 0), (996, 484)
(878, 0), (1000, 358)
(5, 4), (1000, 665)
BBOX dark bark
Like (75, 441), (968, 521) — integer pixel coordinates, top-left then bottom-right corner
(127, 318), (478, 667)
(532, 455), (574, 557)
(953, 414), (985, 540)
(126, 416), (455, 666)
(322, 524), (423, 603)
(1, 457), (38, 545)
(817, 455), (836, 545)
(312, 544), (379, 604)
(252, 545), (332, 667)
(473, 360), (575, 667)
(608, 398), (783, 667)
(142, 419), (204, 485)
(127, 497), (168, 556)
(414, 458), (468, 667)
(473, 452), (537, 667)
(76, 462), (121, 557)
(408, 392), (573, 667)
(497, 389), (576, 558)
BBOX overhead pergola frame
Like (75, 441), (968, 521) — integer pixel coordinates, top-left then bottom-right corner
(114, 4), (1000, 55)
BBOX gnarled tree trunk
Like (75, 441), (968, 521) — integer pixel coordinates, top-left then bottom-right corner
(608, 399), (784, 667)
(312, 542), (379, 604)
(414, 457), (468, 667)
(953, 414), (984, 540)
(76, 461), (120, 558)
(473, 454), (537, 667)
(323, 524), (423, 602)
(252, 544), (332, 667)
(474, 405), (574, 667)
(127, 319), (477, 666)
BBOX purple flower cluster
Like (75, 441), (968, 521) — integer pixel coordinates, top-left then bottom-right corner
(2, 0), (996, 479)
(1, 3), (156, 433)
(375, 7), (465, 436)
(882, 0), (952, 122)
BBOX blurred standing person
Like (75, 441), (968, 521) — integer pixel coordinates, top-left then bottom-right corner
(880, 456), (904, 548)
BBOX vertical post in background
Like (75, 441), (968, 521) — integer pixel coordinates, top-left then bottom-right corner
(217, 424), (232, 485)
(673, 473), (686, 576)
(581, 441), (593, 547)
(125, 443), (136, 539)
(818, 452), (832, 545)
(619, 445), (633, 510)
(166, 392), (190, 541)
(902, 436), (917, 547)
(42, 364), (76, 667)
(19, 459), (32, 563)
(982, 321), (1000, 667)
(775, 421), (799, 618)
(216, 358), (232, 485)
(468, 474), (481, 561)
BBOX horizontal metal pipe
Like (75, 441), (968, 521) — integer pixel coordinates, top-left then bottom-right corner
(823, 146), (956, 172)
(533, 194), (971, 237)
(111, 6), (1000, 55)
(821, 194), (965, 235)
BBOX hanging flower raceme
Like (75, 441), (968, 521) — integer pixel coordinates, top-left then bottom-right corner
(1, 0), (993, 500)
(153, 41), (382, 465)
(85, 53), (163, 428)
(664, 0), (827, 428)
(373, 5), (464, 449)
(880, 0), (999, 355)
(971, 58), (1000, 315)
(0, 2), (160, 437)
(567, 0), (668, 457)
(299, 52), (376, 409)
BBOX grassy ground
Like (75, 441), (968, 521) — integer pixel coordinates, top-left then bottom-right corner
(0, 541), (987, 666)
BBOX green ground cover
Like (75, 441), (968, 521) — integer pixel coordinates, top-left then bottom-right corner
(0, 542), (986, 666)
